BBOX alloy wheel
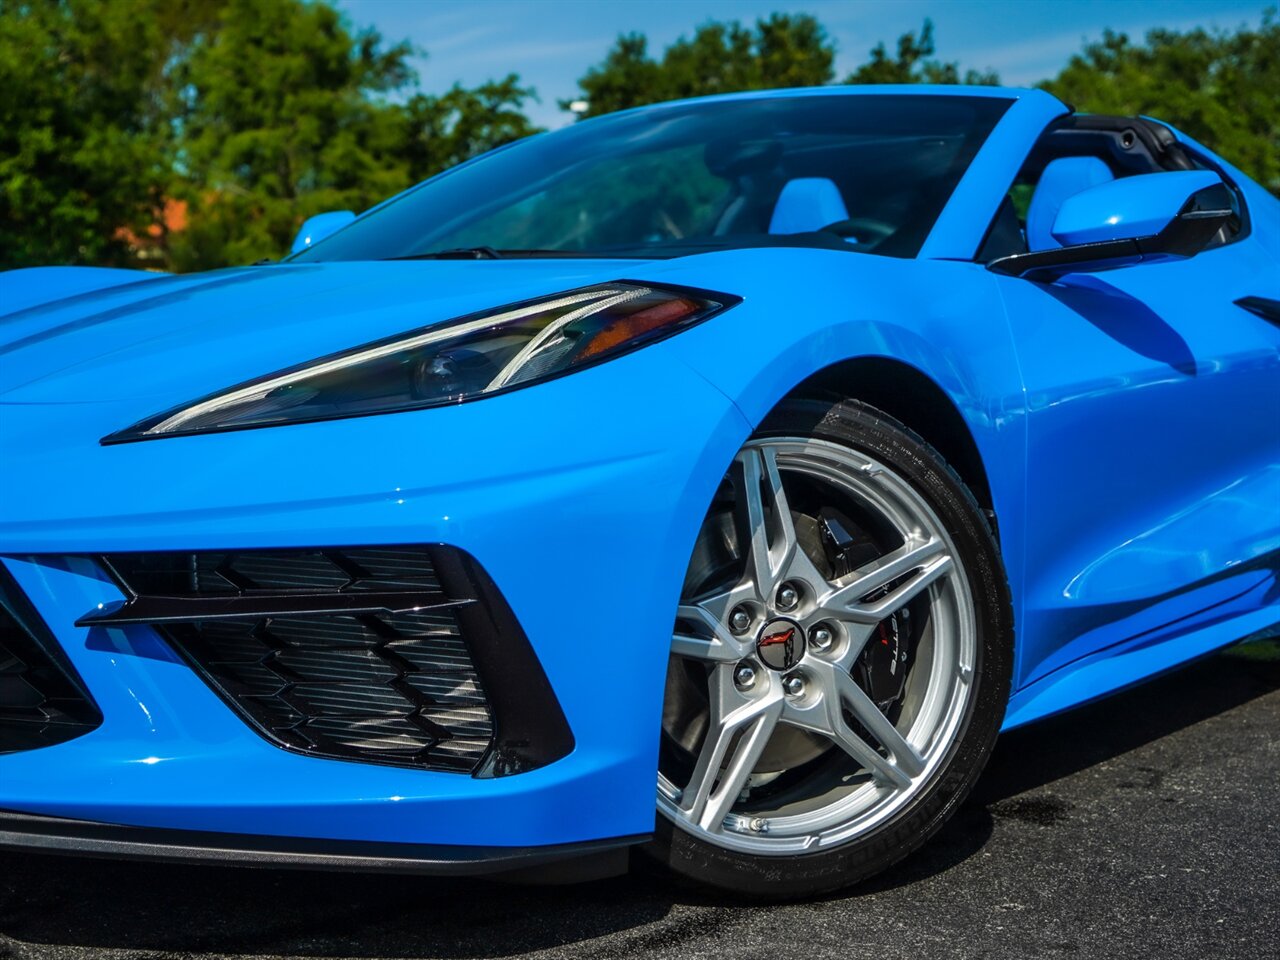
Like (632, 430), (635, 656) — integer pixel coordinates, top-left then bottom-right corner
(658, 437), (977, 856)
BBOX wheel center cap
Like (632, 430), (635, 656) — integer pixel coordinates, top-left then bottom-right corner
(756, 618), (805, 671)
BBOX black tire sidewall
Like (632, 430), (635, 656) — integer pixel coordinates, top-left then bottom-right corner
(645, 398), (1013, 899)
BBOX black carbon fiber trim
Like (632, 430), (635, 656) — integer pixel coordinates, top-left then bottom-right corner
(0, 809), (643, 878)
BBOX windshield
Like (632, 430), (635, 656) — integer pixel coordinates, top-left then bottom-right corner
(292, 93), (1011, 263)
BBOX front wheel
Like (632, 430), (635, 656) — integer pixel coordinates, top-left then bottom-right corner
(648, 398), (1012, 898)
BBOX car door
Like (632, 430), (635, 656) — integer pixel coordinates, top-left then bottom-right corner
(994, 187), (1280, 690)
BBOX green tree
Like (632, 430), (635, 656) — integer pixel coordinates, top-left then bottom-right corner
(845, 19), (999, 85)
(564, 14), (835, 118)
(174, 0), (542, 270)
(0, 0), (212, 269)
(1042, 11), (1280, 194)
(398, 75), (540, 183)
(170, 0), (541, 270)
(0, 0), (540, 272)
(6, 3), (1276, 271)
(168, 0), (418, 270)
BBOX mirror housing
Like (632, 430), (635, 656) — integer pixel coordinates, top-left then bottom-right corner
(990, 171), (1236, 282)
(1051, 171), (1224, 246)
(290, 210), (356, 255)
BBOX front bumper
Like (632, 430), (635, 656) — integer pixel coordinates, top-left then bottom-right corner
(0, 345), (751, 856)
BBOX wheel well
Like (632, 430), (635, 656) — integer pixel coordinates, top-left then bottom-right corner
(785, 357), (997, 527)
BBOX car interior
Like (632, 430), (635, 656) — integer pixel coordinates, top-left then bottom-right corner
(705, 132), (982, 258)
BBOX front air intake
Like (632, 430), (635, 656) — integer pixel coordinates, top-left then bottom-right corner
(1, 565), (102, 754)
(79, 546), (572, 777)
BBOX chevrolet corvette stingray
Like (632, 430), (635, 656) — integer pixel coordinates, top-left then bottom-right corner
(1, 86), (1277, 898)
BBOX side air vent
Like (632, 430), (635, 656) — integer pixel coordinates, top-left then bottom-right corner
(1, 565), (103, 754)
(79, 546), (572, 777)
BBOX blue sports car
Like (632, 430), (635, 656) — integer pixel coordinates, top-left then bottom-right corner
(1, 86), (1277, 898)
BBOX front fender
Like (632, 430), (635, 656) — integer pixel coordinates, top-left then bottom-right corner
(636, 250), (1025, 461)
(633, 248), (1030, 662)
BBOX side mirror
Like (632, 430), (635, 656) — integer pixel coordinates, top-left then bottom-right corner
(289, 210), (356, 255)
(990, 171), (1236, 282)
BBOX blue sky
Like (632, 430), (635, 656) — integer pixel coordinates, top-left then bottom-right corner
(336, 0), (1271, 128)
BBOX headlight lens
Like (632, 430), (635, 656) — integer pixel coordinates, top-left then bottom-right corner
(104, 282), (736, 443)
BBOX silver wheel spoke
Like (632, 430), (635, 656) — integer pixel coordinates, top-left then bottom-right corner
(832, 668), (925, 779)
(670, 631), (741, 662)
(688, 580), (757, 625)
(738, 446), (817, 598)
(739, 447), (781, 596)
(831, 622), (880, 671)
(680, 667), (784, 832)
(760, 448), (831, 589)
(783, 663), (919, 790)
(825, 711), (912, 791)
(660, 437), (977, 857)
(821, 539), (952, 624)
(673, 604), (747, 662)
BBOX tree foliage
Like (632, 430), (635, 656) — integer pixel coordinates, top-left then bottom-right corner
(563, 14), (835, 119)
(564, 17), (993, 119)
(398, 75), (541, 184)
(0, 0), (538, 271)
(169, 0), (538, 270)
(1, 2), (1275, 273)
(170, 0), (416, 270)
(844, 19), (999, 85)
(1042, 10), (1280, 194)
(0, 0), (205, 268)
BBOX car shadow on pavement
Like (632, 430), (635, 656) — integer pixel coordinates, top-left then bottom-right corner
(852, 638), (1280, 899)
(1, 640), (1276, 959)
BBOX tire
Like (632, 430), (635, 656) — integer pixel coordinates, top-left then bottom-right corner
(645, 397), (1013, 899)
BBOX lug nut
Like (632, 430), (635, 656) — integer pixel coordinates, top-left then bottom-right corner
(729, 606), (753, 634)
(810, 624), (834, 652)
(734, 663), (758, 690)
(784, 674), (806, 698)
(776, 582), (800, 611)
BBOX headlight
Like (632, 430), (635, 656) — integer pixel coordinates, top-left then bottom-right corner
(103, 282), (737, 443)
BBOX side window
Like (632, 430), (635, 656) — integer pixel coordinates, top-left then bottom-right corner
(976, 194), (1027, 262)
(980, 154), (1120, 262)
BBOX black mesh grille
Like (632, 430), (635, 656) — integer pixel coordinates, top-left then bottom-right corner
(89, 546), (573, 777)
(0, 565), (102, 754)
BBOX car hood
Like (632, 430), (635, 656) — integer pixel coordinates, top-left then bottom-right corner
(0, 259), (655, 406)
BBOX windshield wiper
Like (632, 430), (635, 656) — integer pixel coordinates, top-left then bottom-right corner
(389, 246), (506, 260)
(385, 247), (635, 261)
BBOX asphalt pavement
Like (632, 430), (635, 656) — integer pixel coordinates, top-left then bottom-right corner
(2, 637), (1277, 960)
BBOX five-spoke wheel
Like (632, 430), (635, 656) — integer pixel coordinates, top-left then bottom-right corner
(649, 399), (1011, 896)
